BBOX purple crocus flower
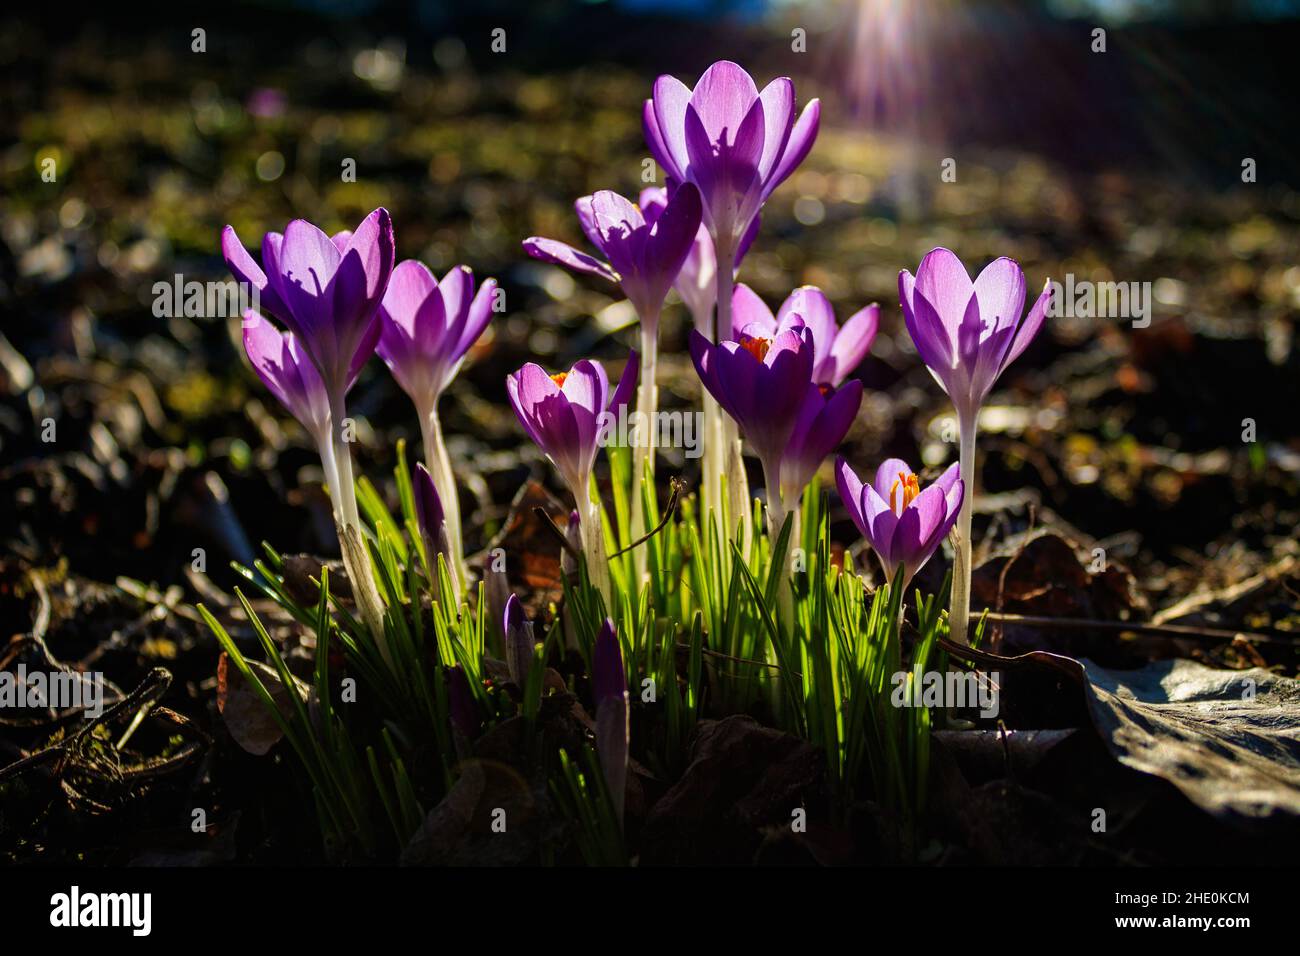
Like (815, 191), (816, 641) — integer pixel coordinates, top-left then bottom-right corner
(835, 456), (964, 590)
(524, 186), (701, 527)
(507, 358), (633, 603)
(506, 359), (610, 499)
(899, 247), (1049, 644)
(645, 63), (819, 547)
(732, 284), (879, 387)
(222, 209), (395, 644)
(644, 61), (819, 262)
(241, 313), (332, 450)
(221, 207), (394, 399)
(899, 248), (1049, 424)
(523, 186), (701, 325)
(377, 261), (496, 412)
(638, 187), (760, 331)
(688, 323), (814, 493)
(592, 618), (628, 825)
(503, 594), (535, 688)
(412, 462), (445, 555)
(377, 260), (496, 593)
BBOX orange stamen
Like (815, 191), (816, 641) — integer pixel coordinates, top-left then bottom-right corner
(550, 372), (568, 388)
(739, 335), (771, 362)
(889, 472), (920, 513)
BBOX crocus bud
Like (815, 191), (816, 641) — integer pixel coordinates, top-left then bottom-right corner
(413, 464), (445, 559)
(447, 664), (478, 744)
(484, 557), (512, 646)
(503, 594), (535, 688)
(593, 618), (628, 825)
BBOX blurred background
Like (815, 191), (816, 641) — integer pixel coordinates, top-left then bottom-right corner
(2, 0), (1299, 666)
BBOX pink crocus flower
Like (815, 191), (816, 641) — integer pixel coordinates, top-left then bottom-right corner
(835, 456), (964, 591)
(898, 247), (1049, 644)
(376, 260), (497, 593)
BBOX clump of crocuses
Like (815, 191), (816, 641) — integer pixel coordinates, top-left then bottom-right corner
(224, 208), (395, 645)
(223, 207), (503, 661)
(645, 60), (820, 548)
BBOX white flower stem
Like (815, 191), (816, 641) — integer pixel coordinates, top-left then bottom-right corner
(713, 234), (752, 558)
(630, 308), (660, 586)
(693, 305), (724, 528)
(949, 413), (978, 646)
(316, 432), (346, 530)
(421, 406), (467, 600)
(578, 486), (612, 611)
(328, 396), (389, 660)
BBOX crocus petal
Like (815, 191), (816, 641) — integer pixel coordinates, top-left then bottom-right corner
(649, 74), (693, 178)
(592, 617), (629, 822)
(522, 237), (620, 283)
(1002, 278), (1051, 371)
(767, 98), (820, 193)
(825, 303), (879, 386)
(754, 76), (795, 184)
(689, 329), (735, 420)
(585, 190), (645, 281)
(782, 379), (863, 497)
(933, 462), (961, 498)
(777, 286), (837, 371)
(505, 363), (550, 450)
(892, 482), (948, 577)
(861, 483), (900, 576)
(242, 310), (331, 444)
(456, 277), (496, 362)
(222, 225), (287, 319)
(560, 358), (609, 457)
(731, 283), (777, 339)
(834, 456), (871, 541)
(914, 247), (975, 349)
(607, 349), (639, 417)
(872, 458), (914, 504)
(329, 208), (395, 369)
(345, 313), (379, 391)
(640, 181), (703, 310)
(413, 461), (447, 564)
(278, 217), (342, 349)
(902, 282), (957, 386)
(974, 257), (1027, 338)
(688, 60), (759, 145)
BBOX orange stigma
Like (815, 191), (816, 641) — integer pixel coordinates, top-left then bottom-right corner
(739, 335), (771, 362)
(550, 371), (568, 388)
(889, 472), (920, 513)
